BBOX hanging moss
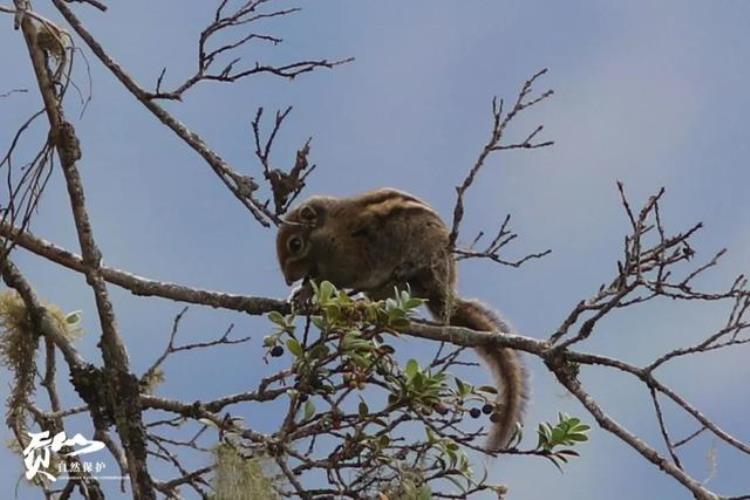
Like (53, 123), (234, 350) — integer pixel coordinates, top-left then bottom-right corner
(210, 443), (280, 500)
(0, 290), (84, 442)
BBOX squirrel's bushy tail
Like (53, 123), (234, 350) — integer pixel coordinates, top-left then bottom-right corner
(441, 298), (528, 451)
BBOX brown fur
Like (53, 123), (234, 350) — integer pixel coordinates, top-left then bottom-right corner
(277, 188), (528, 450)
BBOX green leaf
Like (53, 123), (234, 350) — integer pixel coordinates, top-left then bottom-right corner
(405, 359), (419, 379)
(536, 414), (590, 456)
(568, 433), (589, 442)
(551, 427), (565, 443)
(323, 303), (341, 321)
(455, 377), (466, 394)
(377, 434), (390, 448)
(425, 427), (436, 444)
(309, 343), (330, 359)
(286, 338), (303, 357)
(537, 424), (549, 448)
(303, 400), (316, 420)
(342, 331), (371, 352)
(198, 417), (218, 428)
(476, 385), (498, 395)
(318, 281), (335, 303)
(379, 344), (396, 354)
(358, 401), (369, 418)
(65, 310), (82, 325)
(268, 310), (286, 326)
(444, 474), (466, 491)
(403, 297), (425, 310)
(445, 448), (457, 467)
(389, 317), (410, 328)
(416, 485), (432, 500)
(372, 417), (389, 428)
(311, 316), (326, 330)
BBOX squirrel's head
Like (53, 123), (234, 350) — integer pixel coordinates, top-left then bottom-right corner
(276, 196), (331, 285)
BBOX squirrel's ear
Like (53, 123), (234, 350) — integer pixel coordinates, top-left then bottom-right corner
(299, 203), (325, 226)
(288, 197), (330, 227)
(300, 205), (317, 221)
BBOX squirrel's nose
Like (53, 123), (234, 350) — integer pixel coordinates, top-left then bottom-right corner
(282, 263), (300, 286)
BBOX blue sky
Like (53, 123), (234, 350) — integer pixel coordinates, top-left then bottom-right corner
(1, 1), (749, 498)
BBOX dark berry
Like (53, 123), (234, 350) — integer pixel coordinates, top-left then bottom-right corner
(482, 403), (494, 415)
(489, 412), (502, 423)
(434, 404), (449, 416)
(270, 345), (284, 357)
(469, 408), (482, 419)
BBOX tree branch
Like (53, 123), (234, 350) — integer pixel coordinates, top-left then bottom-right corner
(14, 3), (154, 496)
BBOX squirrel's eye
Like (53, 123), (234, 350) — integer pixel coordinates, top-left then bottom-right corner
(287, 236), (304, 254)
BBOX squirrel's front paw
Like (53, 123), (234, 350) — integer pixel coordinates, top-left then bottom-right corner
(289, 280), (315, 313)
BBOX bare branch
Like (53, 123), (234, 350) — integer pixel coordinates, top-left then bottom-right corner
(551, 185), (746, 348)
(51, 0), (277, 227)
(449, 68), (554, 248)
(546, 355), (716, 500)
(142, 308), (252, 384)
(63, 0), (107, 12)
(649, 387), (683, 470)
(454, 213), (552, 267)
(0, 108), (52, 265)
(148, 2), (352, 100)
(0, 222), (290, 315)
(252, 107), (316, 215)
(0, 87), (28, 98)
(14, 3), (154, 495)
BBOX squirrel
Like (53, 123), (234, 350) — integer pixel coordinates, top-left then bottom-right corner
(276, 188), (527, 451)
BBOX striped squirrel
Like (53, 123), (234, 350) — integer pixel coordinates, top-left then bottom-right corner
(276, 188), (527, 450)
